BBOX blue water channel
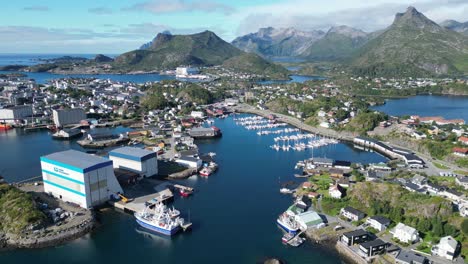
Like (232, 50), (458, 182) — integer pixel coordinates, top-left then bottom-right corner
(371, 95), (468, 122)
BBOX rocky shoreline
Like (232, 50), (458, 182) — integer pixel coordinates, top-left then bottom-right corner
(0, 215), (95, 250)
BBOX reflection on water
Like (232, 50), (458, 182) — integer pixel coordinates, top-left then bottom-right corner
(134, 227), (173, 248)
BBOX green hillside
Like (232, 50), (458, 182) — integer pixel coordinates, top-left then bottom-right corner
(351, 7), (468, 77)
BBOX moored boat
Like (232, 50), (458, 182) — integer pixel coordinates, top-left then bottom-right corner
(199, 167), (212, 177)
(134, 203), (185, 236)
(0, 123), (12, 131)
(179, 188), (193, 197)
(277, 213), (299, 234)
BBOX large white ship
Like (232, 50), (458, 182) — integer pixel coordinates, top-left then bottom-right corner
(135, 203), (185, 236)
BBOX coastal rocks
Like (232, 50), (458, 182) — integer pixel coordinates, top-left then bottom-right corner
(5, 218), (95, 249)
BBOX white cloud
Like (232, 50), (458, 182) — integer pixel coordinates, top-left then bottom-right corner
(232, 0), (468, 35)
(122, 0), (235, 15)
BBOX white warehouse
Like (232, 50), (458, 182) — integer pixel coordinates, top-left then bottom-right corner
(109, 147), (158, 177)
(53, 108), (86, 127)
(40, 150), (123, 209)
(0, 105), (33, 123)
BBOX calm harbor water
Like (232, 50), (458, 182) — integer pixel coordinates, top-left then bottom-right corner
(371, 95), (468, 122)
(0, 71), (321, 85)
(0, 115), (387, 264)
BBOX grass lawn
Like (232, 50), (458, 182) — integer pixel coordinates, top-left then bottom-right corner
(433, 162), (450, 170)
(454, 170), (468, 176)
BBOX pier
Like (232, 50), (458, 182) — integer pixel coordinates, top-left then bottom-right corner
(232, 104), (357, 142)
(109, 188), (174, 213)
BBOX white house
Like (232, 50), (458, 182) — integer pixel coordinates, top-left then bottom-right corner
(393, 223), (419, 244)
(366, 216), (391, 232)
(340, 207), (366, 222)
(431, 236), (458, 260)
(329, 185), (343, 199)
(190, 111), (205, 118)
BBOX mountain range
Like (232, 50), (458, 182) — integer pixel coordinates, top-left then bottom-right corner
(114, 30), (289, 78)
(350, 6), (468, 76)
(441, 20), (468, 35)
(231, 27), (325, 57)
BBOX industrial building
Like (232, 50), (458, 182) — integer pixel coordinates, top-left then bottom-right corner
(189, 126), (222, 139)
(52, 108), (86, 127)
(109, 147), (158, 177)
(176, 67), (199, 76)
(40, 150), (123, 209)
(0, 105), (32, 123)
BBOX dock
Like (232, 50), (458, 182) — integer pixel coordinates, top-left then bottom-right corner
(173, 184), (194, 192)
(109, 188), (174, 213)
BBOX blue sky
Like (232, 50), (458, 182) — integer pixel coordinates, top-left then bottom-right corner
(1, 0), (468, 53)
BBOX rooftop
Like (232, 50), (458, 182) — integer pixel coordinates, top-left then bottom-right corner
(109, 147), (156, 162)
(41, 149), (112, 173)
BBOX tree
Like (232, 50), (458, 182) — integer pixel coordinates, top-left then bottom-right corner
(417, 218), (432, 233)
(461, 219), (468, 235)
(432, 220), (444, 237)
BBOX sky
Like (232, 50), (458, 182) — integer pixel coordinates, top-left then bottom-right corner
(1, 0), (468, 54)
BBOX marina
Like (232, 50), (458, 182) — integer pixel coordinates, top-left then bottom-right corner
(0, 114), (387, 264)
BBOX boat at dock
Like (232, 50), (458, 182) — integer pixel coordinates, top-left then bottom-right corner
(0, 123), (12, 131)
(179, 188), (193, 197)
(282, 232), (294, 243)
(199, 167), (213, 177)
(277, 213), (299, 234)
(280, 188), (294, 194)
(52, 128), (83, 140)
(134, 203), (185, 236)
(287, 236), (305, 247)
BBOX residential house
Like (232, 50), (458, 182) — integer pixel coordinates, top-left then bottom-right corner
(431, 236), (458, 261)
(441, 189), (464, 204)
(366, 170), (390, 181)
(329, 185), (344, 199)
(395, 250), (428, 264)
(458, 136), (468, 145)
(404, 182), (424, 193)
(340, 229), (369, 246)
(424, 182), (444, 195)
(329, 168), (345, 178)
(359, 239), (389, 257)
(455, 176), (468, 190)
(340, 206), (366, 222)
(458, 203), (468, 217)
(366, 216), (391, 232)
(453, 147), (468, 157)
(411, 175), (427, 187)
(393, 223), (419, 244)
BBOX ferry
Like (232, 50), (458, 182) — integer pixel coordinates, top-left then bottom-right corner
(134, 203), (185, 236)
(277, 213), (299, 234)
